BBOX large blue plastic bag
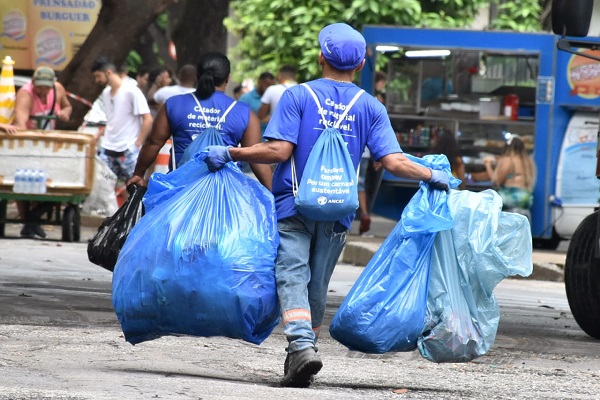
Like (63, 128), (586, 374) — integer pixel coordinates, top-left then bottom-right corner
(143, 129), (224, 213)
(112, 153), (280, 345)
(329, 154), (460, 353)
(142, 157), (205, 213)
(417, 189), (532, 363)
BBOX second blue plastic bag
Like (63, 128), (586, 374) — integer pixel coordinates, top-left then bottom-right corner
(329, 154), (460, 353)
(417, 189), (533, 363)
(112, 153), (280, 345)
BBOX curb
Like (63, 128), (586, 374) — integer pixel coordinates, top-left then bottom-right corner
(342, 241), (565, 283)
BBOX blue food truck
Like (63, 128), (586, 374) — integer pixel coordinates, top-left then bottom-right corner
(358, 22), (600, 339)
(359, 26), (600, 251)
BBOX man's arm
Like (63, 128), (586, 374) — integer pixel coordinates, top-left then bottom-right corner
(229, 139), (294, 165)
(257, 102), (271, 122)
(135, 112), (153, 148)
(379, 153), (433, 182)
(12, 90), (32, 129)
(55, 83), (72, 122)
(128, 106), (170, 186)
(240, 111), (272, 190)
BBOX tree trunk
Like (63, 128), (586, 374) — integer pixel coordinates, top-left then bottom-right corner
(57, 0), (177, 130)
(171, 0), (229, 68)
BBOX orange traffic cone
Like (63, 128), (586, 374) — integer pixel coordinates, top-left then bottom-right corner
(0, 55), (16, 124)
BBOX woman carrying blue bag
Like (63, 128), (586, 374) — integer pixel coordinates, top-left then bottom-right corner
(203, 23), (452, 388)
(127, 52), (272, 190)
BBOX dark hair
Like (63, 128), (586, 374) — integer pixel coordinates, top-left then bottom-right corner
(178, 64), (197, 84)
(279, 65), (296, 79)
(196, 52), (230, 99)
(504, 135), (526, 155)
(91, 57), (115, 73)
(259, 71), (275, 81)
(375, 71), (387, 83)
(431, 130), (461, 173)
(148, 66), (170, 86)
(136, 65), (152, 77)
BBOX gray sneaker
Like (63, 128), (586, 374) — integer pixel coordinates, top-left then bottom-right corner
(280, 347), (322, 388)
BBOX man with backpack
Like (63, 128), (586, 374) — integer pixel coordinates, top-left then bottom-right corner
(203, 23), (450, 388)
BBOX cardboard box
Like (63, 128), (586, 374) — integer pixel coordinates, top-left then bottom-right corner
(0, 130), (96, 194)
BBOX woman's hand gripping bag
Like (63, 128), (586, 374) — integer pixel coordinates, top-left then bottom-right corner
(329, 154), (460, 353)
(417, 189), (533, 363)
(112, 153), (280, 345)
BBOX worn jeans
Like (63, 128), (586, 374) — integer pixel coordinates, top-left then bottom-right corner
(99, 146), (139, 182)
(276, 215), (348, 353)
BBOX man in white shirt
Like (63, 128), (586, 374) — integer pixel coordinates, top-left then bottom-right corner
(257, 65), (297, 123)
(153, 64), (197, 105)
(91, 58), (153, 184)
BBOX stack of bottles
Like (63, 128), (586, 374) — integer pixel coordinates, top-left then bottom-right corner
(13, 169), (47, 194)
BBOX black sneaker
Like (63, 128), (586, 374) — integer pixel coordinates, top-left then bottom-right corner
(30, 223), (47, 239)
(20, 224), (35, 238)
(280, 347), (322, 388)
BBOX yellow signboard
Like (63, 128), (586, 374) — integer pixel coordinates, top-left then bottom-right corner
(0, 0), (100, 71)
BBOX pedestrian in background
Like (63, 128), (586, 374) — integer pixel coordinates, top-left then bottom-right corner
(13, 66), (72, 130)
(127, 52), (272, 190)
(12, 66), (73, 238)
(430, 129), (466, 190)
(146, 66), (173, 116)
(484, 135), (536, 217)
(202, 22), (450, 388)
(257, 65), (297, 124)
(239, 71), (276, 134)
(153, 64), (197, 105)
(91, 58), (153, 187)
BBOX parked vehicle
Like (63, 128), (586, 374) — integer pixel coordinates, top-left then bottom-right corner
(552, 0), (600, 339)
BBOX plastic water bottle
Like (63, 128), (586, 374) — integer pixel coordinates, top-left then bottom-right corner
(13, 169), (23, 193)
(32, 170), (41, 194)
(24, 169), (34, 193)
(39, 170), (47, 194)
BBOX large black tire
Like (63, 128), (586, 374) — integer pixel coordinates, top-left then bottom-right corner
(62, 205), (81, 243)
(565, 211), (600, 339)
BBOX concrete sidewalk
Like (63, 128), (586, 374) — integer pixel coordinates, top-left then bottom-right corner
(344, 216), (567, 282)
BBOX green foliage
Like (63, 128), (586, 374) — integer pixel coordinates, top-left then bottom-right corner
(226, 0), (544, 84)
(226, 0), (491, 83)
(490, 0), (542, 32)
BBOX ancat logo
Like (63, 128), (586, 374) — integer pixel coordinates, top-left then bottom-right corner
(317, 196), (328, 205)
(567, 50), (600, 99)
(1, 10), (27, 41)
(35, 27), (66, 65)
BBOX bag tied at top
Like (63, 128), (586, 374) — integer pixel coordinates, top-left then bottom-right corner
(292, 83), (363, 221)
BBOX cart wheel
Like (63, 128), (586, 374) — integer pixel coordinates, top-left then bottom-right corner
(0, 200), (6, 237)
(62, 205), (81, 243)
(565, 211), (600, 339)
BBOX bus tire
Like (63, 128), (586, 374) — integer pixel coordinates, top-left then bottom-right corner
(565, 211), (600, 339)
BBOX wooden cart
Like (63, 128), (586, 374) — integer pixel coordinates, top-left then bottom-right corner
(0, 130), (96, 242)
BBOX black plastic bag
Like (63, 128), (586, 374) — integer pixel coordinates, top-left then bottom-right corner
(87, 184), (146, 272)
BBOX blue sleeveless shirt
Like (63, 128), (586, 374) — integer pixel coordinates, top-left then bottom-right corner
(165, 91), (251, 166)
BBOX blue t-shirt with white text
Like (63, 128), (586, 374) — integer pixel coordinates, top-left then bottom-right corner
(165, 91), (250, 166)
(263, 78), (402, 228)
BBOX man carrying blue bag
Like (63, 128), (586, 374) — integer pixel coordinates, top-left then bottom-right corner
(203, 22), (451, 388)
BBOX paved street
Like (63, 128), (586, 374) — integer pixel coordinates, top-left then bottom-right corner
(0, 221), (599, 399)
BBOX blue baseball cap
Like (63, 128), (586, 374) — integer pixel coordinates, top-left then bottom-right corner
(318, 23), (366, 71)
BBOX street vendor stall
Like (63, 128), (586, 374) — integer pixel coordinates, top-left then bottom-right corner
(360, 26), (600, 248)
(0, 130), (95, 241)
